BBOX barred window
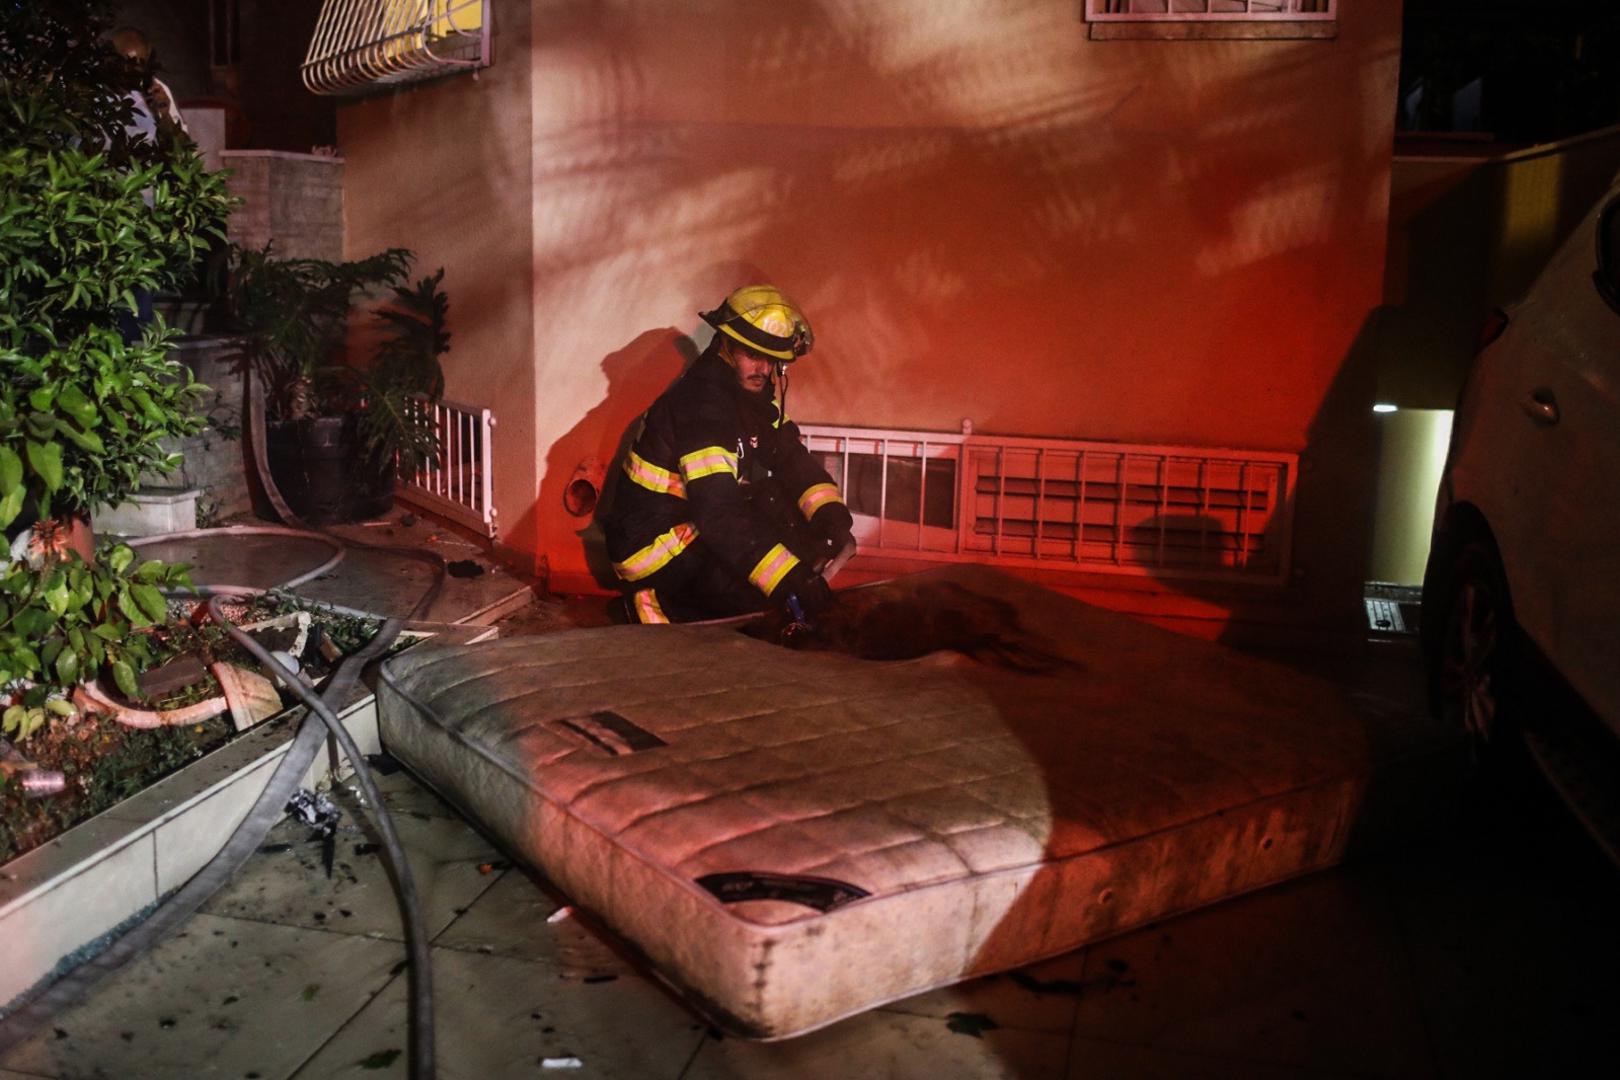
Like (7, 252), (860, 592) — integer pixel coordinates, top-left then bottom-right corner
(1087, 1), (1335, 20)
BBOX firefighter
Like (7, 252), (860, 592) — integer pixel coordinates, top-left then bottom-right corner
(602, 285), (855, 624)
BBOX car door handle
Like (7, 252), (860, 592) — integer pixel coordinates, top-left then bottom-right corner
(1521, 388), (1560, 425)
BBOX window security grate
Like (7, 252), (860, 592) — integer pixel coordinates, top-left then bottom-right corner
(303, 0), (489, 97)
(799, 425), (1298, 585)
(397, 398), (498, 538)
(1088, 1), (1335, 20)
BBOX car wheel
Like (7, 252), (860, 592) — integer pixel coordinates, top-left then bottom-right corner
(1435, 538), (1520, 760)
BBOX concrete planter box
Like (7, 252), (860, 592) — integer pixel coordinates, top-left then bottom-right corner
(92, 488), (199, 538)
(0, 621), (494, 1014)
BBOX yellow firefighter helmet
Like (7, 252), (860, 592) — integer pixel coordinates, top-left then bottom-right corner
(701, 284), (814, 361)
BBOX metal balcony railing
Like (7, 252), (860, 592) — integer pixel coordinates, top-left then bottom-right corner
(397, 397), (497, 538)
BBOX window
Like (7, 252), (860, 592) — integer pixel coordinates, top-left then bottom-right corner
(303, 0), (490, 97)
(1088, 1), (1334, 18)
(1084, 1), (1337, 40)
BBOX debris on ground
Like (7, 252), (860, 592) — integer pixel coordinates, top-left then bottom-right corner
(357, 1048), (401, 1069)
(1009, 971), (1087, 997)
(945, 1011), (1000, 1038)
(541, 1057), (583, 1069)
(0, 738), (66, 798)
(365, 751), (403, 775)
(546, 905), (574, 924)
(286, 789), (342, 836)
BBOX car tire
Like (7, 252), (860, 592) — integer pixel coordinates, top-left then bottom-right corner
(1431, 536), (1525, 763)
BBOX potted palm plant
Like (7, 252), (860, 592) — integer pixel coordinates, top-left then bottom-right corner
(226, 245), (451, 524)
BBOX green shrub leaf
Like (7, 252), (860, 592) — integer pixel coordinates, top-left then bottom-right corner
(0, 487), (23, 530)
(131, 582), (169, 624)
(0, 446), (21, 495)
(112, 659), (139, 700)
(53, 647), (79, 685)
(25, 439), (63, 491)
(54, 419), (105, 454)
(56, 382), (97, 427)
(117, 584), (149, 627)
(107, 544), (135, 575)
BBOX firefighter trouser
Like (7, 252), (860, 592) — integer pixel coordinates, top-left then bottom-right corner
(616, 480), (827, 624)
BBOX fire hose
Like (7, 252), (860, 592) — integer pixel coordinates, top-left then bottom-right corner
(0, 368), (445, 1078)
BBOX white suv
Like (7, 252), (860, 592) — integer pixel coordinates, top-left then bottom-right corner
(1422, 170), (1620, 857)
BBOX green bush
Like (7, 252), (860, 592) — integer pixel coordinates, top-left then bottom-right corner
(0, 1), (232, 730)
(0, 546), (191, 741)
(0, 0), (234, 526)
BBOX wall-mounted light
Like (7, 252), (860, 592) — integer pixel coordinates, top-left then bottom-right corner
(1372, 403), (1398, 414)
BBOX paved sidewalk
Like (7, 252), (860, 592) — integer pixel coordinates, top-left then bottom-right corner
(2, 629), (1615, 1079)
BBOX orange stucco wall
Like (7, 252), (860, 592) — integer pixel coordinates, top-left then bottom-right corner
(343, 1), (1404, 639)
(338, 2), (537, 553)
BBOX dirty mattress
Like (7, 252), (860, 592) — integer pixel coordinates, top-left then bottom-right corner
(376, 566), (1382, 1038)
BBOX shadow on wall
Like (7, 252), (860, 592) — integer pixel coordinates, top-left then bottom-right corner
(1118, 308), (1385, 653)
(540, 328), (694, 589)
(520, 5), (1401, 620)
(529, 94), (1385, 440)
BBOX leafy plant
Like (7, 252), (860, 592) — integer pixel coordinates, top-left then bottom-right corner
(0, 544), (192, 741)
(0, 0), (234, 526)
(228, 246), (452, 472)
(361, 268), (450, 474)
(227, 245), (413, 420)
(0, 323), (209, 523)
(0, 2), (227, 742)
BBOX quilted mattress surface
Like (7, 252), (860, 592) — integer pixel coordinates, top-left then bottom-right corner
(377, 566), (1378, 1038)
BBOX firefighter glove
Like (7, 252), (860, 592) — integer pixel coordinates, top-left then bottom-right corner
(794, 575), (836, 619)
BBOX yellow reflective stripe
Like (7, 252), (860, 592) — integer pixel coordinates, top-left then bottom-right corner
(748, 543), (800, 597)
(612, 522), (699, 582)
(631, 588), (669, 624)
(679, 445), (738, 482)
(622, 450), (685, 498)
(796, 482), (843, 520)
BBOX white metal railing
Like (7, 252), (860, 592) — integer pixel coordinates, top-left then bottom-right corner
(799, 424), (1298, 585)
(303, 0), (490, 97)
(1087, 1), (1335, 20)
(398, 398), (497, 538)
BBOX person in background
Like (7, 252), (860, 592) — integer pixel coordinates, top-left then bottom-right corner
(109, 26), (188, 141)
(107, 27), (188, 343)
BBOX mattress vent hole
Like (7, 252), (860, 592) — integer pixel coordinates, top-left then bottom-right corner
(697, 872), (870, 913)
(1260, 836), (1274, 850)
(1097, 887), (1115, 906)
(548, 711), (667, 756)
